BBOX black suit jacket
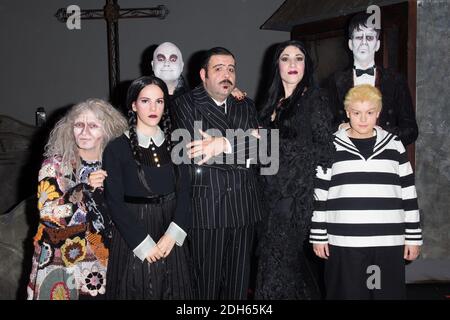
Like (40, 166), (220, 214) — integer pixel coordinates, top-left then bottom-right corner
(326, 67), (418, 146)
(172, 85), (262, 229)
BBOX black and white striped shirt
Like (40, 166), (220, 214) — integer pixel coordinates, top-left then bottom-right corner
(310, 126), (422, 247)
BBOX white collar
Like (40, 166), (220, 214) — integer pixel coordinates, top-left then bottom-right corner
(336, 125), (386, 147)
(211, 97), (227, 114)
(211, 97), (227, 107)
(124, 126), (165, 148)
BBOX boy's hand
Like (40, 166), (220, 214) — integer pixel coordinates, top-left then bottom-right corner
(313, 243), (329, 259)
(404, 245), (420, 261)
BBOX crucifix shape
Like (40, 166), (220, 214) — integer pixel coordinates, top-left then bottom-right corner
(55, 0), (169, 98)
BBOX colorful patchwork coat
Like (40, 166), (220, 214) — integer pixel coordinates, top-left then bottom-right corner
(27, 156), (111, 300)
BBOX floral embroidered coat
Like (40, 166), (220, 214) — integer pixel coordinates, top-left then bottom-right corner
(27, 156), (111, 300)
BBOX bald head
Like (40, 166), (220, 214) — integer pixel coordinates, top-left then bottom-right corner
(151, 42), (184, 82)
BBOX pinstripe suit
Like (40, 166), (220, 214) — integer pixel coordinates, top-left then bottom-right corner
(173, 85), (263, 299)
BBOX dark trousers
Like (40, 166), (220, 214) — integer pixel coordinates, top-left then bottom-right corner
(190, 226), (255, 300)
(325, 245), (406, 300)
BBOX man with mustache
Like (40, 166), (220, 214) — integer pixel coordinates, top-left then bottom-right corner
(172, 47), (262, 299)
(326, 12), (418, 146)
(151, 41), (247, 101)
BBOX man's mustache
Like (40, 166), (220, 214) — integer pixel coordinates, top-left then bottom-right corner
(220, 79), (233, 86)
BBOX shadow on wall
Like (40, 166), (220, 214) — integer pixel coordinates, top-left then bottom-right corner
(111, 80), (133, 115)
(253, 43), (280, 111)
(185, 50), (206, 90)
(139, 44), (158, 78)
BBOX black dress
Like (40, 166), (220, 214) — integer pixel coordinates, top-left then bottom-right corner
(255, 88), (334, 300)
(102, 134), (194, 299)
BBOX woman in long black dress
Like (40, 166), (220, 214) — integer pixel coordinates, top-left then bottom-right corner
(103, 76), (194, 299)
(255, 40), (334, 299)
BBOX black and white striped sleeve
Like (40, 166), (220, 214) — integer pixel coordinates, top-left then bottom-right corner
(310, 165), (332, 243)
(397, 141), (422, 245)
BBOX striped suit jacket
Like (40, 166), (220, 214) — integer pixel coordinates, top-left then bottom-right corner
(172, 85), (263, 229)
(310, 126), (422, 247)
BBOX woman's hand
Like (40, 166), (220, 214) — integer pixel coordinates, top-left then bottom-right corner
(157, 234), (176, 258)
(231, 87), (247, 100)
(88, 170), (108, 190)
(146, 245), (164, 263)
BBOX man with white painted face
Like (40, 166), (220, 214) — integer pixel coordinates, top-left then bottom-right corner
(172, 47), (262, 300)
(326, 12), (418, 146)
(152, 42), (248, 101)
(152, 42), (188, 99)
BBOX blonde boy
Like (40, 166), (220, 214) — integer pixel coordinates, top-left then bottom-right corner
(310, 85), (422, 299)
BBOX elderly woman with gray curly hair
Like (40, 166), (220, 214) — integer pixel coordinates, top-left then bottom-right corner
(27, 98), (127, 300)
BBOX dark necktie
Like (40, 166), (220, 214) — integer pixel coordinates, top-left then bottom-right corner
(218, 103), (226, 114)
(354, 66), (375, 77)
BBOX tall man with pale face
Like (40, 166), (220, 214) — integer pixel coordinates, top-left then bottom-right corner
(326, 12), (418, 146)
(349, 23), (380, 86)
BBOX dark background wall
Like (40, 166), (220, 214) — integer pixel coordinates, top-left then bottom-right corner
(0, 0), (287, 125)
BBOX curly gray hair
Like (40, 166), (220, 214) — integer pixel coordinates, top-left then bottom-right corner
(44, 98), (127, 173)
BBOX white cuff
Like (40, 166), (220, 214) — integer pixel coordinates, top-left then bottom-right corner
(224, 138), (232, 154)
(405, 239), (423, 246)
(133, 235), (156, 262)
(165, 222), (187, 246)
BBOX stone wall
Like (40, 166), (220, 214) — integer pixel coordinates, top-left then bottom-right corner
(406, 0), (450, 282)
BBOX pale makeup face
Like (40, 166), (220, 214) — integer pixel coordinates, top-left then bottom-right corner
(132, 84), (165, 132)
(348, 26), (380, 66)
(151, 42), (184, 82)
(200, 54), (236, 101)
(346, 100), (380, 138)
(73, 110), (104, 159)
(278, 45), (305, 87)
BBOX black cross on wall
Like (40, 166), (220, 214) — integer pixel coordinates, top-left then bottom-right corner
(55, 0), (169, 98)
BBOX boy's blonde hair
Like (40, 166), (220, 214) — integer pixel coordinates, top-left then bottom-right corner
(344, 84), (382, 112)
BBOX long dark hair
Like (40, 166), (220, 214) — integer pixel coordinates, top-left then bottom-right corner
(126, 75), (173, 192)
(259, 40), (314, 124)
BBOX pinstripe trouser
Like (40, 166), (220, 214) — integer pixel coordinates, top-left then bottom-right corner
(190, 225), (255, 300)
